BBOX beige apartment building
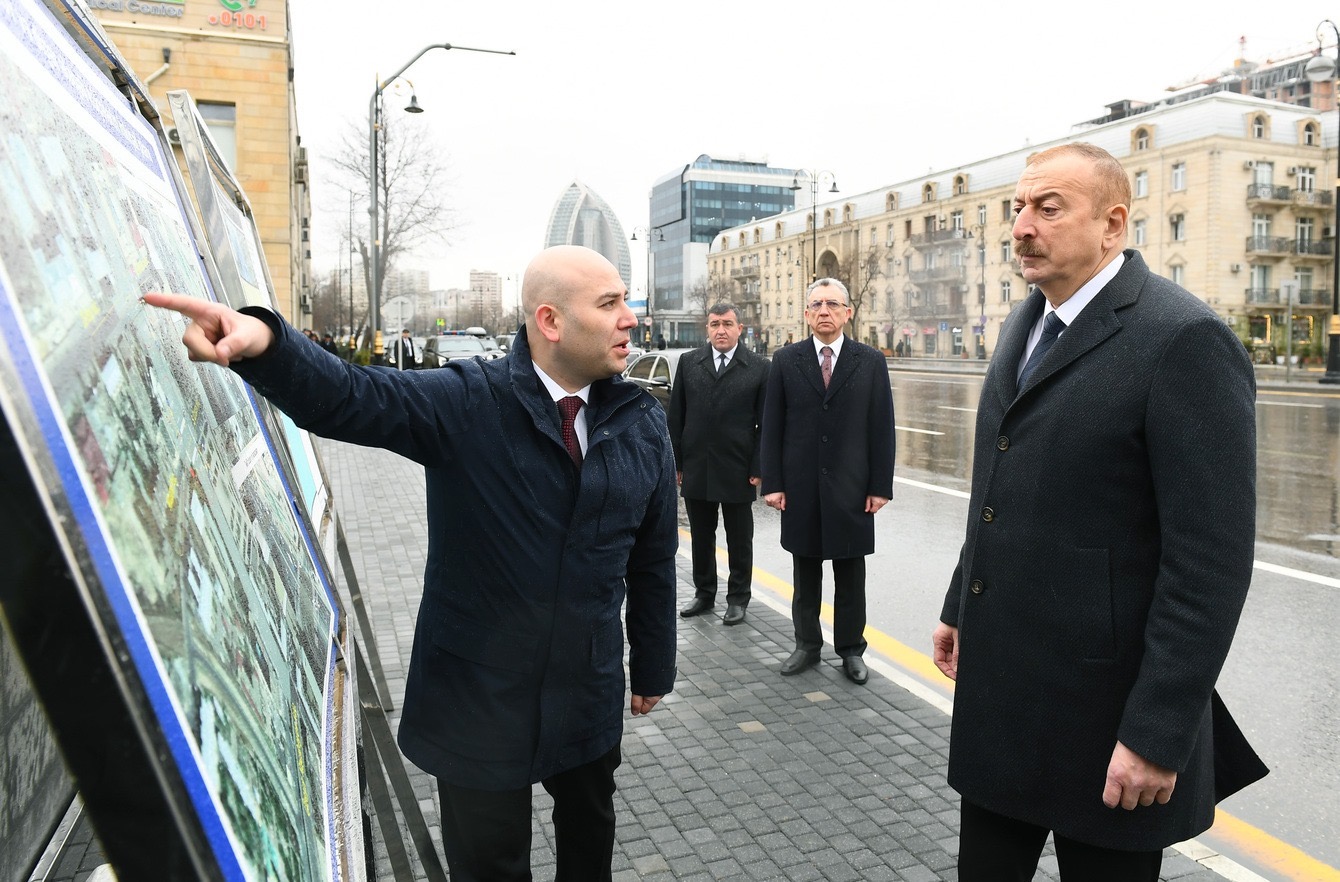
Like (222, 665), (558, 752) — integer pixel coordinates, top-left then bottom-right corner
(710, 90), (1337, 364)
(90, 0), (312, 326)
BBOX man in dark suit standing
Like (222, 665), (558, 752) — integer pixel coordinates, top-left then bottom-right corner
(932, 143), (1264, 880)
(390, 328), (416, 370)
(761, 279), (895, 684)
(669, 303), (770, 626)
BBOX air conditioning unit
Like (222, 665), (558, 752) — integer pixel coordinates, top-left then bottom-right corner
(1288, 166), (1300, 176)
(1230, 263), (1242, 273)
(167, 127), (181, 144)
(1243, 160), (1257, 170)
(294, 164), (307, 183)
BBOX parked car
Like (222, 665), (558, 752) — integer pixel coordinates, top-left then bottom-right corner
(622, 349), (692, 407)
(495, 333), (515, 352)
(421, 334), (503, 368)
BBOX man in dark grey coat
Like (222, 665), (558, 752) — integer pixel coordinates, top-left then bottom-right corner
(669, 303), (770, 626)
(146, 245), (677, 882)
(932, 143), (1264, 880)
(761, 279), (895, 684)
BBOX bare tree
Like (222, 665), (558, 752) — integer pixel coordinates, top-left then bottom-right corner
(330, 111), (454, 345)
(835, 244), (894, 346)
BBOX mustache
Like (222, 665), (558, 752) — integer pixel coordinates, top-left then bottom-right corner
(1015, 242), (1044, 257)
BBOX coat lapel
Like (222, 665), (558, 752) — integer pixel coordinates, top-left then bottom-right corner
(824, 336), (860, 401)
(796, 336), (827, 397)
(1015, 251), (1145, 400)
(992, 293), (1042, 409)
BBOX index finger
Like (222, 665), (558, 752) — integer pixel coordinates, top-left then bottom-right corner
(142, 291), (213, 320)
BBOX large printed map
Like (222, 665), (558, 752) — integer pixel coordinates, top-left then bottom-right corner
(0, 1), (337, 879)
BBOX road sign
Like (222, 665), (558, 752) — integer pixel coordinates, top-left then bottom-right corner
(644, 317), (653, 326)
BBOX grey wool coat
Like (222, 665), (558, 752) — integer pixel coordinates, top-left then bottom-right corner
(760, 335), (895, 559)
(234, 321), (678, 791)
(667, 345), (770, 504)
(940, 250), (1265, 850)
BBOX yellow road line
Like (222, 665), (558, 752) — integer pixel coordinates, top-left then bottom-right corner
(677, 527), (1339, 881)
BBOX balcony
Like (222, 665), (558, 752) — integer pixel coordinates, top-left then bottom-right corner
(908, 229), (971, 248)
(1293, 189), (1334, 209)
(732, 264), (760, 279)
(1246, 183), (1293, 204)
(1292, 239), (1334, 259)
(909, 265), (968, 285)
(1245, 287), (1280, 305)
(1244, 236), (1292, 257)
(1297, 288), (1332, 306)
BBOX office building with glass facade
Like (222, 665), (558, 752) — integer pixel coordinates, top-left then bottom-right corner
(545, 181), (632, 288)
(645, 155), (796, 346)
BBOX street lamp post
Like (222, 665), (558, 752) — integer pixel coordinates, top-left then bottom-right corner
(790, 169), (838, 283)
(1306, 20), (1340, 383)
(631, 226), (663, 346)
(368, 43), (513, 362)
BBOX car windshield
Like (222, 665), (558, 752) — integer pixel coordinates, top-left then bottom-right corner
(436, 337), (485, 354)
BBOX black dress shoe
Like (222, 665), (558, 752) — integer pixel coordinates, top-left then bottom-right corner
(723, 605), (746, 625)
(780, 648), (820, 676)
(680, 597), (714, 618)
(842, 656), (869, 685)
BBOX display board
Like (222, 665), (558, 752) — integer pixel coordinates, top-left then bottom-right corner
(0, 1), (345, 879)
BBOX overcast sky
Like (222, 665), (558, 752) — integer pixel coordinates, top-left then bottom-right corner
(287, 0), (1336, 307)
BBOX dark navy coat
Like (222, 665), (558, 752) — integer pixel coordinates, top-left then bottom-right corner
(940, 251), (1263, 849)
(760, 336), (895, 559)
(667, 345), (769, 504)
(234, 321), (678, 790)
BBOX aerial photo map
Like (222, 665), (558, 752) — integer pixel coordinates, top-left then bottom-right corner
(0, 1), (339, 880)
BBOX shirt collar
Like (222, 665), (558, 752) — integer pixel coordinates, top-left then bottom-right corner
(533, 363), (590, 404)
(713, 344), (739, 362)
(1050, 252), (1125, 327)
(813, 334), (845, 358)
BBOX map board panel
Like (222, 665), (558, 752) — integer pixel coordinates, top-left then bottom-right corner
(0, 1), (343, 879)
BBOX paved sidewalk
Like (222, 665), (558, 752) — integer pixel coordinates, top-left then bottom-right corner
(318, 437), (1239, 882)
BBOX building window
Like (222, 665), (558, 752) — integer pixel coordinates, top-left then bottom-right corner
(1001, 199), (1012, 222)
(1252, 213), (1271, 238)
(1252, 115), (1266, 139)
(950, 210), (964, 231)
(886, 223), (894, 247)
(1170, 213), (1186, 241)
(1135, 128), (1150, 151)
(1133, 218), (1147, 246)
(1000, 241), (1012, 262)
(1000, 280), (1012, 303)
(1171, 162), (1186, 191)
(1296, 166), (1317, 191)
(954, 175), (968, 195)
(1134, 171), (1148, 198)
(197, 101), (237, 170)
(886, 192), (898, 211)
(922, 183), (935, 203)
(977, 204), (987, 226)
(1170, 265), (1184, 287)
(1305, 123), (1320, 147)
(1297, 216), (1317, 247)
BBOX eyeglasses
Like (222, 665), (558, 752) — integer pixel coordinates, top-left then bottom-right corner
(807, 299), (848, 312)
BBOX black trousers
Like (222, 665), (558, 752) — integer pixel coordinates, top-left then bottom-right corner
(685, 497), (754, 606)
(791, 554), (866, 657)
(436, 744), (621, 882)
(957, 800), (1163, 882)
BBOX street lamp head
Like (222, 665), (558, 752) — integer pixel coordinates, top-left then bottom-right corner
(404, 93), (424, 113)
(828, 181), (839, 193)
(1306, 52), (1337, 84)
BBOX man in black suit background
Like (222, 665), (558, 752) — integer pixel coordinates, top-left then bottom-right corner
(760, 279), (895, 684)
(669, 303), (770, 626)
(390, 328), (416, 370)
(932, 142), (1264, 880)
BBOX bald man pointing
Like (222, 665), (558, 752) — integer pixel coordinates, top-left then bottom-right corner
(145, 245), (678, 882)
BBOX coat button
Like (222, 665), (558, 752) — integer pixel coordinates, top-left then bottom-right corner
(821, 435), (828, 443)
(981, 507), (994, 522)
(970, 579), (984, 595)
(821, 467), (829, 475)
(996, 436), (1009, 451)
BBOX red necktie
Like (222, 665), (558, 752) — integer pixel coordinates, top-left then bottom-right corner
(558, 396), (584, 467)
(821, 345), (833, 388)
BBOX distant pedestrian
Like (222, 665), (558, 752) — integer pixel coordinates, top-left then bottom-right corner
(669, 303), (770, 626)
(931, 142), (1265, 880)
(894, 339), (905, 358)
(760, 278), (895, 685)
(320, 333), (337, 355)
(144, 244), (677, 882)
(389, 328), (416, 370)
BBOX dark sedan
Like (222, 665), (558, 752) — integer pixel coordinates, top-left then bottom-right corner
(622, 349), (692, 407)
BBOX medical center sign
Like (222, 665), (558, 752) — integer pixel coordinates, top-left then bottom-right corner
(86, 0), (271, 30)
